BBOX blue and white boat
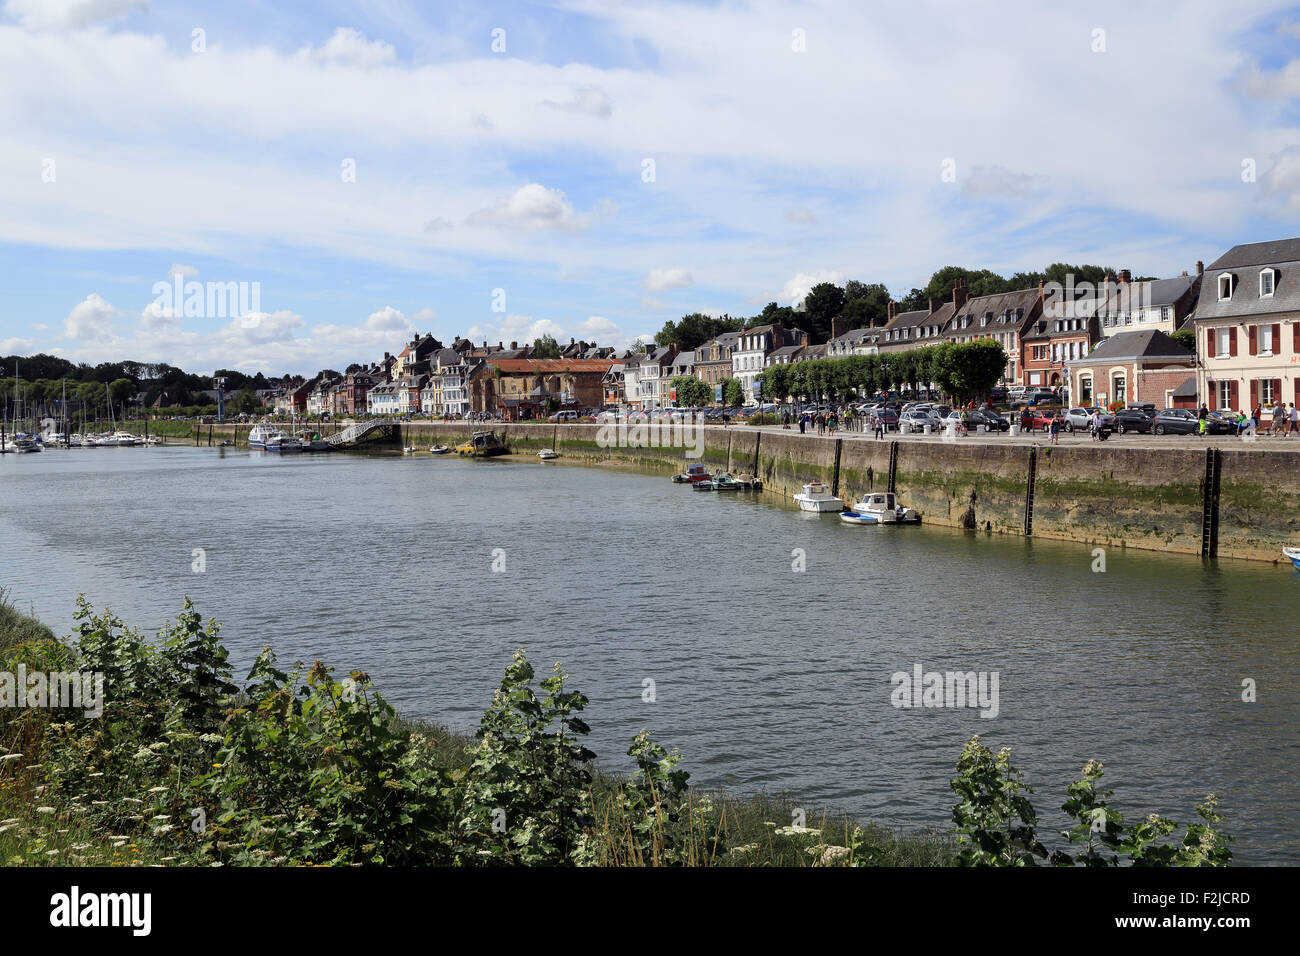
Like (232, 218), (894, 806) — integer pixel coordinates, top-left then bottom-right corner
(248, 422), (281, 450)
(1283, 547), (1300, 570)
(839, 492), (921, 525)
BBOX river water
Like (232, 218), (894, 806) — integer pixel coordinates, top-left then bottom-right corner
(1, 445), (1296, 862)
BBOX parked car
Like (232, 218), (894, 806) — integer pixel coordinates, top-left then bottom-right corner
(1152, 408), (1199, 435)
(1113, 407), (1155, 434)
(1063, 407), (1115, 432)
(548, 409), (579, 422)
(976, 410), (1010, 431)
(1204, 411), (1237, 435)
(1019, 408), (1059, 431)
(899, 409), (938, 431)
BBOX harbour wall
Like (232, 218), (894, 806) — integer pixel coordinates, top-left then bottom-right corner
(190, 421), (1299, 563)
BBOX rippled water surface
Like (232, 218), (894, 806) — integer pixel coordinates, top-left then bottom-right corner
(2, 445), (1297, 862)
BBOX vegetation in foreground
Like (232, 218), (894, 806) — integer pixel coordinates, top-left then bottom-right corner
(0, 594), (1229, 867)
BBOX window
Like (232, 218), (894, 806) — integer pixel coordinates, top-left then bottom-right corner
(1261, 379), (1276, 404)
(1218, 381), (1232, 409)
(1113, 374), (1126, 404)
(1218, 273), (1234, 300)
(1260, 325), (1274, 354)
(1079, 376), (1093, 405)
(1260, 269), (1276, 298)
(1217, 328), (1230, 355)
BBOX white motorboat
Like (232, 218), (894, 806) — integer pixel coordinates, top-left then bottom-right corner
(839, 491), (921, 525)
(265, 432), (302, 452)
(111, 430), (137, 446)
(793, 481), (842, 512)
(538, 448), (559, 460)
(248, 423), (279, 450)
(1283, 546), (1300, 571)
(13, 435), (42, 453)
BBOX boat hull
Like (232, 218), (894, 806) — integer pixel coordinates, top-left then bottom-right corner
(794, 495), (843, 512)
(1284, 547), (1300, 570)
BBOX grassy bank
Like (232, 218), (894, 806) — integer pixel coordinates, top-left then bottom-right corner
(0, 594), (1230, 867)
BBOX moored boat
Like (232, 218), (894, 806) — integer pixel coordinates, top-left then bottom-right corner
(692, 478), (715, 490)
(538, 448), (559, 460)
(839, 491), (921, 525)
(1283, 547), (1300, 570)
(712, 473), (742, 491)
(429, 444), (451, 455)
(672, 463), (711, 483)
(733, 473), (763, 490)
(454, 431), (508, 457)
(248, 423), (278, 450)
(793, 480), (842, 513)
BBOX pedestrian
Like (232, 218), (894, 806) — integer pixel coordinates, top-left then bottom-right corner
(873, 412), (885, 440)
(1049, 414), (1060, 445)
(1291, 403), (1299, 435)
(799, 412), (807, 434)
(1252, 403), (1262, 432)
(1274, 400), (1288, 436)
(1090, 408), (1101, 441)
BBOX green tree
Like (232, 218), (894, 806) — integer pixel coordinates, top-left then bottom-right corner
(655, 313), (744, 350)
(1171, 328), (1196, 354)
(668, 376), (711, 407)
(532, 335), (562, 359)
(840, 281), (892, 329)
(721, 378), (745, 406)
(799, 283), (846, 344)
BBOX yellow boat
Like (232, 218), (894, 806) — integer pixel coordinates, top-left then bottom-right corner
(454, 430), (509, 457)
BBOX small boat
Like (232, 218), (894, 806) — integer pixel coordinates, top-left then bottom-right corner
(713, 474), (742, 491)
(454, 430), (508, 457)
(538, 448), (559, 460)
(1283, 547), (1300, 570)
(672, 463), (711, 484)
(303, 438), (331, 452)
(429, 444), (451, 455)
(217, 439), (234, 447)
(265, 433), (302, 452)
(111, 430), (137, 446)
(248, 423), (278, 450)
(13, 435), (42, 453)
(692, 479), (715, 491)
(404, 445), (416, 454)
(839, 492), (922, 525)
(733, 473), (763, 490)
(793, 480), (843, 513)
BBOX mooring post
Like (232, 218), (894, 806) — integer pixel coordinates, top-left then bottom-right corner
(887, 440), (899, 493)
(1024, 446), (1037, 536)
(831, 437), (843, 497)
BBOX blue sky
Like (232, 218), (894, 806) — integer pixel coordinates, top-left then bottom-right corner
(2, 0), (1300, 375)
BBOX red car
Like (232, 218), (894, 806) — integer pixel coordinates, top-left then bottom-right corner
(1020, 409), (1059, 431)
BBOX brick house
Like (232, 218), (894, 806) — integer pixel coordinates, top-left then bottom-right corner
(693, 332), (740, 400)
(468, 358), (616, 416)
(1065, 330), (1195, 409)
(1193, 236), (1300, 422)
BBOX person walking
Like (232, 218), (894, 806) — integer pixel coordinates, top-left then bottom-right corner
(873, 412), (885, 441)
(1291, 402), (1299, 436)
(1049, 414), (1060, 445)
(1197, 405), (1207, 437)
(1273, 400), (1288, 436)
(798, 412), (807, 434)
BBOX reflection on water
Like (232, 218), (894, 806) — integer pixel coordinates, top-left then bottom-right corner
(1, 445), (1297, 862)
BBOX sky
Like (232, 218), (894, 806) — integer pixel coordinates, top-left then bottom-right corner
(2, 0), (1300, 376)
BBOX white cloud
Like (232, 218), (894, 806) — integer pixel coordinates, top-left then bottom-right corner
(779, 270), (845, 308)
(140, 301), (179, 330)
(168, 263), (199, 278)
(1235, 58), (1300, 98)
(1258, 146), (1300, 211)
(222, 310), (305, 346)
(410, 307), (437, 324)
(363, 306), (414, 332)
(0, 337), (34, 352)
(541, 86), (613, 118)
(466, 184), (615, 231)
(310, 28), (396, 69)
(785, 208), (817, 224)
(962, 165), (1046, 199)
(64, 293), (120, 340)
(575, 315), (618, 337)
(643, 267), (693, 292)
(3, 0), (144, 32)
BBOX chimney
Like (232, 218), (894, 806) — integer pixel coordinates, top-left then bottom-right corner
(831, 314), (847, 340)
(1118, 269), (1131, 284)
(1037, 279), (1044, 305)
(887, 300), (899, 324)
(952, 276), (969, 310)
(928, 296), (941, 313)
(510, 341), (517, 349)
(570, 338), (575, 344)
(1196, 260), (1204, 276)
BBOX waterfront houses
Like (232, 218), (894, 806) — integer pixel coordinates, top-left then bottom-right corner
(366, 381), (402, 416)
(468, 358), (616, 417)
(733, 323), (805, 403)
(1097, 269), (1202, 339)
(621, 346), (678, 409)
(1193, 237), (1300, 422)
(694, 332), (740, 394)
(1065, 329), (1195, 409)
(1020, 286), (1097, 391)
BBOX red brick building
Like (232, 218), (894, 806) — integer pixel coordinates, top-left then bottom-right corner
(1064, 330), (1195, 409)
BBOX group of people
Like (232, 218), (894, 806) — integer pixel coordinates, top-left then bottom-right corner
(793, 410), (844, 435)
(1197, 402), (1299, 437)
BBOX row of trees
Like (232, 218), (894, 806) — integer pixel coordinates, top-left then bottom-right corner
(652, 263), (1146, 350)
(757, 340), (1008, 405)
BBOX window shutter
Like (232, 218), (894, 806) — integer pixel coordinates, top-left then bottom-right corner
(1229, 328), (1238, 357)
(1274, 379), (1282, 404)
(1294, 322), (1300, 353)
(1229, 380), (1238, 408)
(1273, 325), (1281, 353)
(1248, 326), (1257, 355)
(1207, 328), (1216, 357)
(1250, 380), (1258, 406)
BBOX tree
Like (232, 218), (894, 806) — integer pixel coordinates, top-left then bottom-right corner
(654, 313), (744, 350)
(532, 335), (562, 359)
(108, 377), (135, 409)
(721, 378), (745, 407)
(840, 281), (892, 329)
(798, 283), (846, 344)
(668, 376), (711, 407)
(1171, 329), (1196, 354)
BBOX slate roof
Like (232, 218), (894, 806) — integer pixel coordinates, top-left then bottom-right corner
(1195, 237), (1300, 320)
(1070, 329), (1193, 362)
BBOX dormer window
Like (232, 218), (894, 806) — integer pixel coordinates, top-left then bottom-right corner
(1218, 273), (1234, 301)
(1260, 268), (1276, 298)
